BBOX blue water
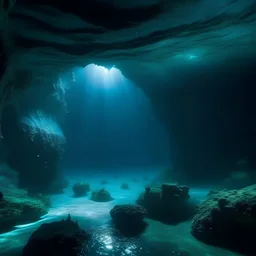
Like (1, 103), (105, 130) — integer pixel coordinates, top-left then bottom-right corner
(0, 168), (241, 256)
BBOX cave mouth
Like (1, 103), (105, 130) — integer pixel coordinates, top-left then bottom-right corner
(62, 63), (171, 171)
(83, 64), (124, 89)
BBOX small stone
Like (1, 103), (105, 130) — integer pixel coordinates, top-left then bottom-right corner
(120, 183), (129, 190)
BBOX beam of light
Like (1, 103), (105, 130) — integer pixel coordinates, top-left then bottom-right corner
(20, 110), (66, 150)
(84, 64), (124, 89)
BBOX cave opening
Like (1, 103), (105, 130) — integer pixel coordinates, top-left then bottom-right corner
(63, 63), (171, 172)
(1, 1), (256, 255)
(1, 63), (171, 194)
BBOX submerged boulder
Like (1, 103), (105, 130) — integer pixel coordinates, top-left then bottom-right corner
(136, 183), (194, 224)
(110, 204), (147, 236)
(22, 215), (90, 256)
(191, 185), (256, 255)
(0, 188), (48, 233)
(120, 183), (129, 190)
(72, 182), (90, 197)
(91, 188), (113, 202)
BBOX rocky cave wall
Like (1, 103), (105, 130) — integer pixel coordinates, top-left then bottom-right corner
(134, 61), (256, 184)
(0, 0), (256, 188)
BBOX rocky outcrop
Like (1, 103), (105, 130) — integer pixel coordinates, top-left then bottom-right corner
(91, 188), (113, 202)
(4, 106), (66, 195)
(22, 215), (90, 256)
(191, 185), (256, 255)
(137, 183), (194, 224)
(110, 204), (147, 236)
(0, 188), (48, 233)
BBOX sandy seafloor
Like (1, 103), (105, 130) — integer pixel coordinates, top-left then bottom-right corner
(0, 169), (242, 256)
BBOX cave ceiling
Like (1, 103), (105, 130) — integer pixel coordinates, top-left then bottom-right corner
(1, 0), (256, 88)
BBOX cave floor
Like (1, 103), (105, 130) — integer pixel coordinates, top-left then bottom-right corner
(0, 170), (242, 256)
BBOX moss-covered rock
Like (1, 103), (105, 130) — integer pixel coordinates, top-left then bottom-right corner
(22, 215), (90, 256)
(136, 183), (194, 224)
(91, 188), (113, 202)
(0, 188), (48, 233)
(191, 185), (256, 254)
(110, 204), (147, 236)
(72, 182), (90, 197)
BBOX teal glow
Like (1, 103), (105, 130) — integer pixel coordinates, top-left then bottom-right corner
(188, 54), (198, 60)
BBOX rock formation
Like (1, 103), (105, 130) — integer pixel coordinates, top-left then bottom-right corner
(191, 185), (256, 255)
(137, 183), (195, 224)
(91, 188), (113, 202)
(72, 182), (90, 197)
(110, 204), (147, 236)
(22, 215), (90, 256)
(0, 187), (48, 233)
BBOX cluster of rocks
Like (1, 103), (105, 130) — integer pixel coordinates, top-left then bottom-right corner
(72, 181), (133, 200)
(72, 182), (113, 202)
(71, 175), (151, 199)
(137, 183), (194, 224)
(21, 206), (147, 256)
(4, 177), (256, 256)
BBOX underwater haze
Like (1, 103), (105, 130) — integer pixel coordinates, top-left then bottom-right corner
(63, 65), (170, 170)
(0, 0), (256, 256)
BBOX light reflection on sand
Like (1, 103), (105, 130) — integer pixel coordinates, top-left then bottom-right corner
(0, 173), (213, 256)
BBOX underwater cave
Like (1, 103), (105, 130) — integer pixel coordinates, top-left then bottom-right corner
(0, 0), (256, 256)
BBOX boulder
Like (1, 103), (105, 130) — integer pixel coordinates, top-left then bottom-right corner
(191, 185), (256, 255)
(120, 183), (129, 190)
(72, 182), (90, 197)
(110, 204), (147, 236)
(136, 183), (194, 224)
(0, 188), (48, 233)
(91, 188), (113, 202)
(22, 215), (90, 256)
